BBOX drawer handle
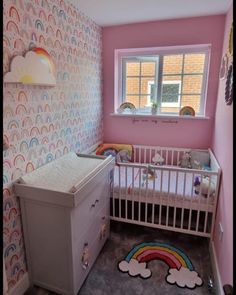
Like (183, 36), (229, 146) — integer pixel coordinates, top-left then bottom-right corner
(95, 199), (99, 203)
(90, 203), (95, 209)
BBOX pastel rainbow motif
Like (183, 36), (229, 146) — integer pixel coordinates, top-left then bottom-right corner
(118, 242), (203, 289)
(125, 242), (193, 270)
(32, 47), (55, 75)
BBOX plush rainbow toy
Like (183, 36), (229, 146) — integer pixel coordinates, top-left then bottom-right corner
(118, 242), (203, 289)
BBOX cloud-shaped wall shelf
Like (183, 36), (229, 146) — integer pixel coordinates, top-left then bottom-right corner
(4, 47), (56, 86)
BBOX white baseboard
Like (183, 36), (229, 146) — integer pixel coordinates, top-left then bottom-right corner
(209, 240), (224, 295)
(8, 272), (30, 295)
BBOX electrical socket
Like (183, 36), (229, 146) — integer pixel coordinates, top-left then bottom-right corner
(218, 223), (223, 241)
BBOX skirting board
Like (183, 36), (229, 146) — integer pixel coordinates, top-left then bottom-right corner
(8, 272), (30, 295)
(209, 241), (224, 295)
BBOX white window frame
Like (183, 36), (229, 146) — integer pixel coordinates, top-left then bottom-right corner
(114, 44), (211, 116)
(161, 80), (181, 107)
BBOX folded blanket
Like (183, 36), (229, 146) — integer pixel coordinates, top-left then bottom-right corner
(95, 143), (133, 162)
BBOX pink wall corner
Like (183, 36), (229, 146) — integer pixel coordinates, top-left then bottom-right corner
(211, 4), (233, 286)
(102, 15), (225, 148)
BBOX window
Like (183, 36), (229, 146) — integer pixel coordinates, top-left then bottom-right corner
(115, 45), (210, 116)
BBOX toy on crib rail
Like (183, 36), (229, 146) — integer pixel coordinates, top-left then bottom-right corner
(152, 153), (164, 166)
(178, 152), (191, 169)
(193, 176), (216, 197)
(116, 149), (131, 163)
(142, 165), (156, 186)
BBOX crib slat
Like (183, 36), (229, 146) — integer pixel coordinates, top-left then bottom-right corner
(173, 170), (179, 228)
(171, 150), (174, 166)
(166, 170), (170, 226)
(177, 151), (180, 165)
(188, 173), (194, 230)
(125, 166), (128, 219)
(203, 175), (211, 233)
(139, 148), (141, 163)
(180, 172), (187, 230)
(159, 170), (163, 225)
(165, 150), (168, 165)
(149, 149), (152, 164)
(144, 149), (147, 163)
(196, 173), (203, 232)
(152, 169), (156, 224)
(132, 167), (134, 221)
(145, 167), (148, 222)
(119, 167), (121, 218)
(138, 168), (141, 221)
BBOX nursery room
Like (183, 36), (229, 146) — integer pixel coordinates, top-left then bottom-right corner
(3, 0), (233, 294)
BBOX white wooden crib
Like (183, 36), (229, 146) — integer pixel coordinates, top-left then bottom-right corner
(110, 145), (221, 239)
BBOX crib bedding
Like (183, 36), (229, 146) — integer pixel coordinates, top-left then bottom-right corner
(113, 166), (215, 206)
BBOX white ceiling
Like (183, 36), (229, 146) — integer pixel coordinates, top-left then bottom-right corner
(69, 0), (232, 27)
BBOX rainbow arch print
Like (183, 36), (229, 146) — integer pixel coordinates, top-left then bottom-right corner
(118, 242), (203, 289)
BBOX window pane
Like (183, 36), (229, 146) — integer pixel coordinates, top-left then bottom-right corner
(141, 62), (156, 76)
(181, 95), (201, 113)
(141, 78), (155, 95)
(125, 95), (140, 108)
(125, 95), (151, 109)
(126, 77), (140, 94)
(184, 54), (205, 73)
(162, 84), (180, 103)
(182, 75), (203, 94)
(126, 62), (140, 76)
(160, 106), (180, 113)
(163, 55), (183, 74)
(140, 95), (150, 108)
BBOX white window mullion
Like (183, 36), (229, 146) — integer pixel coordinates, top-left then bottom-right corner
(157, 56), (163, 111)
(139, 61), (142, 109)
(180, 54), (185, 109)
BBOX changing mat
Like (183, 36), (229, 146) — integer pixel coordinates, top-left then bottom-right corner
(19, 153), (106, 193)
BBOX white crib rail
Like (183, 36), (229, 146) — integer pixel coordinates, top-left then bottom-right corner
(111, 152), (220, 238)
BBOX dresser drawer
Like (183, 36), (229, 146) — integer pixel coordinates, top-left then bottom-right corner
(71, 182), (109, 240)
(72, 202), (110, 293)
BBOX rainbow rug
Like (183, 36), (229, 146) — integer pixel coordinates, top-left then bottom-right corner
(118, 242), (203, 289)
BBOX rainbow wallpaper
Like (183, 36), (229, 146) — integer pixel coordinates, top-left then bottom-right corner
(3, 0), (103, 291)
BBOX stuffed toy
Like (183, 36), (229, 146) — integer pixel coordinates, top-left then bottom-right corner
(179, 152), (191, 169)
(116, 149), (131, 163)
(142, 165), (156, 186)
(152, 153), (164, 165)
(193, 176), (216, 197)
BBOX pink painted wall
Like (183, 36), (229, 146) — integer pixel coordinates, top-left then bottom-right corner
(211, 5), (233, 286)
(102, 15), (225, 148)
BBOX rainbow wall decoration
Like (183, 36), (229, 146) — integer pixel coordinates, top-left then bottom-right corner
(118, 242), (203, 289)
(4, 48), (56, 85)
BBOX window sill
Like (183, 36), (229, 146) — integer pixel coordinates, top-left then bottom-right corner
(110, 113), (210, 120)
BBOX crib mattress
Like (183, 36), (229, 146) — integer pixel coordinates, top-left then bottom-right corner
(19, 152), (108, 193)
(113, 166), (215, 206)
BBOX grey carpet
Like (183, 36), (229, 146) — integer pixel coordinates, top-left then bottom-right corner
(25, 221), (215, 295)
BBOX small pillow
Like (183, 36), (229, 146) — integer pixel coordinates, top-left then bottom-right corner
(190, 150), (210, 170)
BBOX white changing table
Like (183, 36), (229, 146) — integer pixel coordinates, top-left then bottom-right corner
(14, 153), (115, 295)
